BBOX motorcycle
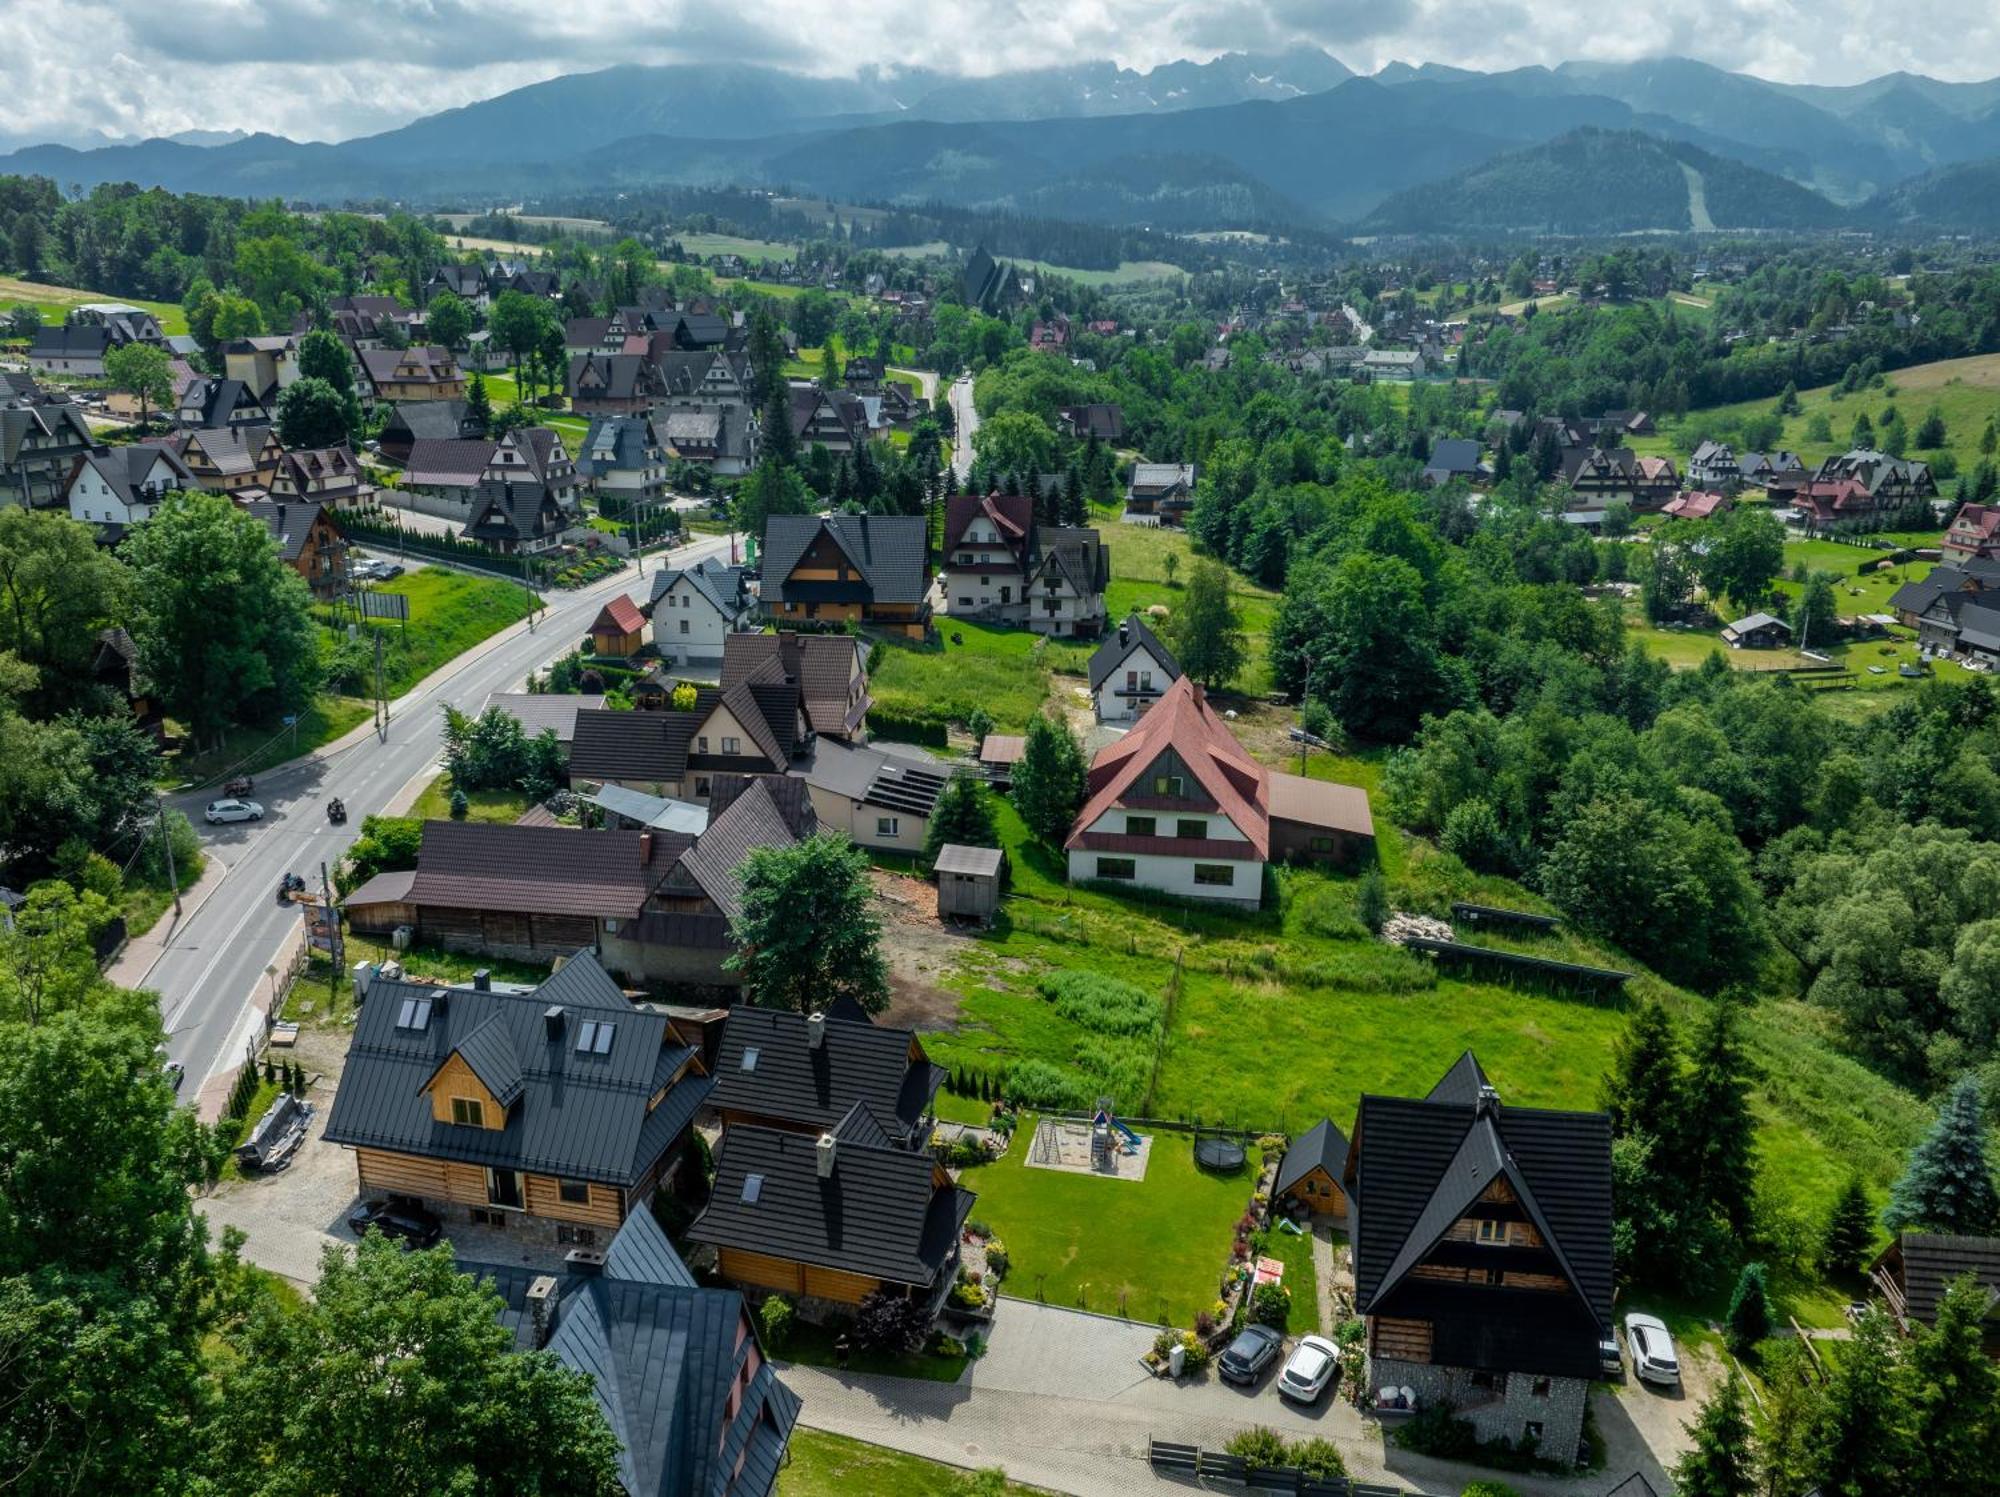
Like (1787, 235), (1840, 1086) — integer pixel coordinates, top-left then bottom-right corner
(327, 798), (347, 825)
(276, 872), (306, 904)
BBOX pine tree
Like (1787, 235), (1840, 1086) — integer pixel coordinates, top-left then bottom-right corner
(1821, 1174), (1875, 1277)
(1816, 1309), (1914, 1493)
(762, 382), (798, 468)
(924, 773), (1000, 865)
(1684, 996), (1756, 1231)
(1758, 1343), (1824, 1497)
(1907, 1275), (2000, 1495)
(1725, 1261), (1771, 1355)
(1852, 412), (1876, 450)
(1671, 1373), (1757, 1497)
(1600, 998), (1682, 1142)
(1777, 380), (1801, 416)
(1982, 416), (1997, 457)
(1885, 1077), (1999, 1235)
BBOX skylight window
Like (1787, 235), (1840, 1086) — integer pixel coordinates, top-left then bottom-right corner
(741, 1046), (760, 1071)
(575, 1019), (616, 1054)
(395, 997), (432, 1031)
(741, 1173), (764, 1204)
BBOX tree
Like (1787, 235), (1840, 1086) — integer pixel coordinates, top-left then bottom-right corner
(1790, 573), (1838, 649)
(296, 327), (352, 389)
(1725, 1261), (1771, 1354)
(1885, 1077), (1998, 1235)
(970, 409), (1057, 484)
(275, 374), (354, 448)
(762, 381), (799, 469)
(102, 341), (174, 428)
(736, 458), (811, 542)
(0, 507), (129, 710)
(487, 288), (555, 375)
(1821, 1174), (1875, 1277)
(1601, 998), (1681, 1142)
(1170, 558), (1246, 690)
(1777, 380), (1802, 416)
(1917, 405), (1949, 450)
(1010, 712), (1086, 846)
(728, 834), (888, 1014)
(1672, 1373), (1757, 1497)
(123, 491), (321, 746)
(1851, 412), (1876, 450)
(1906, 1274), (2000, 1496)
(204, 1234), (621, 1496)
(1813, 1308), (1914, 1495)
(425, 288), (473, 352)
(924, 773), (999, 865)
(1162, 551), (1180, 588)
(1683, 996), (1756, 1231)
(819, 340), (840, 389)
(1698, 508), (1785, 615)
(465, 369), (494, 437)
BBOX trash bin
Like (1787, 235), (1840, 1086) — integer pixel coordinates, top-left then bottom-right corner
(1168, 1342), (1187, 1379)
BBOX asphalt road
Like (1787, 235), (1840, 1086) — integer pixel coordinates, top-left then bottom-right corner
(144, 532), (739, 1100)
(950, 372), (979, 480)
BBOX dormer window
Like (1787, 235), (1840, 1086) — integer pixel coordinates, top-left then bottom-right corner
(451, 1097), (485, 1127)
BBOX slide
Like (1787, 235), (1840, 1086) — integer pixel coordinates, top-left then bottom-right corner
(1112, 1119), (1141, 1151)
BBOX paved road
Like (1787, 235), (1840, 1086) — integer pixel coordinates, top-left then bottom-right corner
(949, 373), (978, 480)
(138, 533), (739, 1107)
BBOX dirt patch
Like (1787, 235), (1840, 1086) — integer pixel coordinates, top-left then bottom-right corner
(870, 869), (975, 1031)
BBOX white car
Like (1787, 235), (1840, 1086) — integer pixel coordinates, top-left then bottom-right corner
(204, 798), (265, 824)
(1275, 1334), (1340, 1404)
(1625, 1313), (1681, 1387)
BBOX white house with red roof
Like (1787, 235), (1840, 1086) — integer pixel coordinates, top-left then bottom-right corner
(1063, 676), (1374, 909)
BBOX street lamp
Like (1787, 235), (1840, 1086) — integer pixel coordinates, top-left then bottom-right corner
(1298, 656), (1326, 776)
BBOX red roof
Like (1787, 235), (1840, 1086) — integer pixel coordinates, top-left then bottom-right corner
(595, 595), (645, 636)
(1064, 676), (1270, 859)
(943, 492), (1032, 550)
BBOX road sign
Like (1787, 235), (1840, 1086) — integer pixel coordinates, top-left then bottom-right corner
(359, 590), (410, 621)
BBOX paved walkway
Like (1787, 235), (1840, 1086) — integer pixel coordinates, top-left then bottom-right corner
(1311, 1223), (1339, 1337)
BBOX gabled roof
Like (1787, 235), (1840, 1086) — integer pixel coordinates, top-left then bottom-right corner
(944, 492), (1032, 552)
(467, 476), (565, 542)
(669, 775), (816, 920)
(383, 399), (474, 442)
(577, 414), (660, 476)
(760, 514), (928, 606)
(323, 951), (711, 1186)
(1088, 615), (1180, 691)
(570, 703), (714, 785)
(1275, 1118), (1350, 1196)
(721, 631), (865, 739)
(404, 437), (495, 485)
(708, 1005), (942, 1141)
(479, 691), (607, 743)
(243, 500), (332, 564)
(1426, 438), (1481, 475)
(1425, 1049), (1490, 1106)
(69, 443), (195, 507)
(650, 556), (750, 621)
(595, 595), (647, 637)
(689, 1124), (973, 1288)
(405, 818), (685, 919)
(1877, 1232), (2000, 1328)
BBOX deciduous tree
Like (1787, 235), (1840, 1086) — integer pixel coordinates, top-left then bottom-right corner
(1010, 712), (1086, 847)
(728, 834), (889, 1014)
(1169, 558), (1246, 690)
(102, 341), (174, 428)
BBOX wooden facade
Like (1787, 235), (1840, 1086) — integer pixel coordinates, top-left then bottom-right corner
(1278, 1164), (1347, 1215)
(355, 1146), (627, 1230)
(715, 1246), (884, 1306)
(772, 533), (927, 638)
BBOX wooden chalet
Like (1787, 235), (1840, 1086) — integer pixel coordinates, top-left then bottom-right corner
(359, 346), (467, 404)
(1275, 1117), (1351, 1217)
(758, 514), (930, 637)
(708, 1004), (944, 1150)
(591, 595), (648, 657)
(1872, 1232), (2000, 1356)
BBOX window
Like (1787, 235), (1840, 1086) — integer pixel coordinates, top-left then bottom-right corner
(876, 816), (900, 838)
(741, 1173), (764, 1204)
(697, 736), (709, 754)
(1476, 1219), (1508, 1245)
(679, 618), (689, 634)
(1153, 774), (1186, 797)
(1096, 857), (1136, 881)
(1193, 864), (1235, 887)
(958, 596), (973, 608)
(1525, 1421), (1544, 1445)
(487, 1169), (524, 1209)
(721, 736), (741, 755)
(558, 1179), (591, 1205)
(1470, 1370), (1498, 1391)
(575, 1019), (616, 1054)
(451, 1097), (485, 1128)
(1530, 1378), (1552, 1398)
(1000, 586), (1011, 604)
(470, 1207), (507, 1228)
(556, 1224), (599, 1246)
(1125, 815), (1157, 837)
(1176, 818), (1206, 840)
(740, 1046), (760, 1072)
(694, 777), (711, 797)
(1310, 836), (1335, 853)
(396, 997), (433, 1031)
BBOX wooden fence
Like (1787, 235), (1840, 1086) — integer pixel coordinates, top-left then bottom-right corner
(1145, 1438), (1400, 1494)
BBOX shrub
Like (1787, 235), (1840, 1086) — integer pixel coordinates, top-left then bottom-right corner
(1178, 1331), (1211, 1370)
(758, 1295), (794, 1350)
(1224, 1426), (1290, 1466)
(951, 1279), (989, 1310)
(448, 786), (469, 819)
(1003, 1060), (1090, 1111)
(1152, 1328), (1180, 1359)
(1296, 883), (1367, 940)
(1395, 1405), (1480, 1461)
(983, 1238), (1009, 1279)
(1193, 1307), (1216, 1338)
(1356, 867), (1390, 933)
(1251, 1282), (1291, 1331)
(1288, 1437), (1346, 1478)
(1726, 1261), (1772, 1354)
(1036, 971), (1161, 1038)
(1461, 1484), (1524, 1497)
(854, 1287), (931, 1354)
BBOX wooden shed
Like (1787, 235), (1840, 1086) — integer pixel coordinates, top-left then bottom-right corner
(589, 594), (647, 657)
(935, 844), (1004, 923)
(1275, 1117), (1351, 1217)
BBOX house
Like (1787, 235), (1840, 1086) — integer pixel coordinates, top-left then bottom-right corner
(465, 477), (568, 555)
(321, 951), (713, 1245)
(1737, 451), (1804, 489)
(1, 388), (95, 509)
(1721, 612), (1793, 649)
(843, 356), (885, 391)
(471, 1206), (801, 1497)
(358, 347), (466, 404)
(1123, 463), (1199, 527)
(270, 444), (373, 511)
(789, 738), (949, 856)
(486, 426), (580, 516)
(721, 632), (870, 742)
(1944, 503), (2000, 561)
(569, 682), (803, 804)
(104, 355), (199, 421)
(940, 493), (1108, 636)
(1363, 349), (1424, 381)
(1064, 675), (1375, 907)
(426, 263), (490, 310)
(1661, 491), (1731, 520)
(1688, 441), (1741, 491)
(379, 399), (480, 465)
(1421, 438), (1485, 488)
(1794, 450), (1938, 533)
(26, 313), (162, 378)
(1088, 614), (1181, 723)
(221, 335), (299, 406)
(148, 425), (283, 497)
(400, 438), (497, 520)
(690, 1106), (975, 1314)
(1275, 1118), (1350, 1218)
(478, 691), (608, 758)
(787, 385), (870, 454)
(569, 353), (667, 417)
(175, 377), (271, 431)
(577, 415), (668, 517)
(709, 1004), (944, 1148)
(962, 246), (1018, 311)
(1561, 448), (1679, 511)
(1902, 566), (2000, 661)
(759, 514), (930, 638)
(935, 844), (1004, 923)
(647, 557), (756, 666)
(1347, 1053), (1613, 1465)
(1592, 410), (1655, 438)
(592, 595), (648, 657)
(63, 444), (195, 539)
(1871, 1233), (2000, 1356)
(246, 501), (345, 598)
(1887, 562), (2000, 629)
(663, 409), (757, 476)
(91, 626), (159, 732)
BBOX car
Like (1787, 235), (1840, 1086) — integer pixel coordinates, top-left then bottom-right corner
(1625, 1313), (1681, 1386)
(1216, 1323), (1284, 1386)
(1276, 1334), (1340, 1403)
(1599, 1334), (1623, 1378)
(378, 561), (404, 579)
(347, 1198), (443, 1249)
(204, 798), (264, 824)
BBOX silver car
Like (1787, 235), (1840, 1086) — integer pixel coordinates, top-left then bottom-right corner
(1276, 1334), (1340, 1403)
(204, 798), (265, 824)
(1625, 1313), (1680, 1386)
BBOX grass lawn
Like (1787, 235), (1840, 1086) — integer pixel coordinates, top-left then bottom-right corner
(407, 774), (535, 825)
(777, 1429), (1050, 1496)
(1098, 517), (1278, 694)
(675, 231), (797, 263)
(120, 851), (208, 940)
(1263, 1219), (1323, 1337)
(0, 275), (188, 333)
(869, 621), (1093, 733)
(170, 696), (375, 787)
(782, 1320), (967, 1383)
(957, 1119), (1253, 1326)
(358, 569), (538, 697)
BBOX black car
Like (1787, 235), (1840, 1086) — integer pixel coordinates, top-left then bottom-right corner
(347, 1198), (443, 1249)
(1216, 1323), (1284, 1386)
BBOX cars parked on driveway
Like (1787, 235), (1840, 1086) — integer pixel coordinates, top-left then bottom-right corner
(1599, 1333), (1623, 1378)
(1625, 1313), (1681, 1386)
(347, 1198), (443, 1249)
(1276, 1334), (1340, 1403)
(1217, 1323), (1284, 1386)
(204, 798), (264, 824)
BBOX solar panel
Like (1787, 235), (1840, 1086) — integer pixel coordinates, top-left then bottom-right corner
(741, 1173), (763, 1204)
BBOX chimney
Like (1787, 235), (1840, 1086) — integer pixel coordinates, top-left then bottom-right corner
(1476, 1083), (1500, 1119)
(816, 1131), (837, 1178)
(472, 968), (491, 993)
(544, 1005), (565, 1042)
(429, 989), (447, 1020)
(1118, 619), (1129, 646)
(565, 1247), (607, 1277)
(639, 831), (653, 864)
(807, 1011), (826, 1049)
(526, 1274), (560, 1348)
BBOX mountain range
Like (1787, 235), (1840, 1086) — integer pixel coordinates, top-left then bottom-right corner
(6, 51), (2000, 238)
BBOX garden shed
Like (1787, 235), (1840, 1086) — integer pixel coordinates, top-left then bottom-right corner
(935, 844), (1004, 923)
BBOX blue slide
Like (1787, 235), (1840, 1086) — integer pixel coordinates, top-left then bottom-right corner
(1111, 1119), (1141, 1150)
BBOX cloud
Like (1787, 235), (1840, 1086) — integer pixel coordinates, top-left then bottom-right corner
(3, 0), (2000, 146)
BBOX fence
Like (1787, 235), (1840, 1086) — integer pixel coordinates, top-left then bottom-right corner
(1145, 1438), (1399, 1495)
(1400, 937), (1633, 998)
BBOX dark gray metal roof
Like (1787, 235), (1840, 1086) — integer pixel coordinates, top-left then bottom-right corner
(708, 1006), (942, 1142)
(1275, 1117), (1350, 1197)
(934, 844), (1004, 878)
(1089, 615), (1181, 691)
(1425, 1049), (1490, 1106)
(323, 951), (712, 1186)
(761, 514), (929, 605)
(570, 701), (714, 785)
(1881, 1232), (2000, 1327)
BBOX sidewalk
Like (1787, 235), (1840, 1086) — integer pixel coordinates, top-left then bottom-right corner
(105, 846), (233, 991)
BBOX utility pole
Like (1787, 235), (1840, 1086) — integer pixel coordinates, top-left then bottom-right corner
(373, 630), (386, 742)
(157, 799), (181, 918)
(1298, 658), (1322, 777)
(320, 859), (339, 1006)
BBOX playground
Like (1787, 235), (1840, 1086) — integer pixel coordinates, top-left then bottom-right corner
(1026, 1104), (1153, 1182)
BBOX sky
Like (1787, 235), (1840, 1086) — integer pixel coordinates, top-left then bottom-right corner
(5, 0), (2000, 147)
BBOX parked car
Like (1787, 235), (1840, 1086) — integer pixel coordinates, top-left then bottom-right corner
(1625, 1313), (1681, 1386)
(204, 798), (264, 824)
(1276, 1334), (1340, 1403)
(1599, 1334), (1623, 1378)
(348, 1198), (443, 1249)
(1216, 1323), (1284, 1386)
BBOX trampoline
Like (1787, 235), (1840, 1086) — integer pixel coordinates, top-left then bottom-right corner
(1193, 1134), (1247, 1172)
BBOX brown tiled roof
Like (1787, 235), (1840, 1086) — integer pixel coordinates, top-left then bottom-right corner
(405, 819), (686, 919)
(596, 595), (645, 636)
(721, 632), (864, 739)
(404, 437), (495, 485)
(1267, 770), (1375, 838)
